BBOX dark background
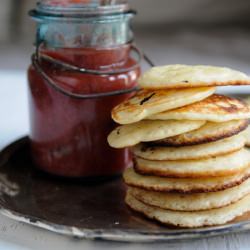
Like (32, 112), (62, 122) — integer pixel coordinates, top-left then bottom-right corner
(1, 0), (250, 71)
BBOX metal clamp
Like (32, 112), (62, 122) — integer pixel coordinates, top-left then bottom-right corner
(32, 43), (155, 99)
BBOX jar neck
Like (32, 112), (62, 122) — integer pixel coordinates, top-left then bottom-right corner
(36, 15), (134, 49)
(31, 2), (136, 69)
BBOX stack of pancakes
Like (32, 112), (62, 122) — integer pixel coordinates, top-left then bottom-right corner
(108, 64), (250, 228)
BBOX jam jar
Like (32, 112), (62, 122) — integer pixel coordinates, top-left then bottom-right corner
(28, 0), (141, 178)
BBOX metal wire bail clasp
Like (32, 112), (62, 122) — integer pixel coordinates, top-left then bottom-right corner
(32, 42), (154, 99)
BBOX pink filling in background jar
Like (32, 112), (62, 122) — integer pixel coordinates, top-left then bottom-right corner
(28, 45), (140, 177)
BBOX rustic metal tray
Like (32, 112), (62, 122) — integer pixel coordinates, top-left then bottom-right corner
(0, 137), (250, 242)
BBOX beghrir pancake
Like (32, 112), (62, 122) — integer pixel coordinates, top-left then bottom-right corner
(125, 191), (250, 228)
(138, 64), (250, 89)
(111, 87), (215, 124)
(134, 148), (250, 178)
(152, 119), (248, 147)
(240, 97), (250, 146)
(132, 134), (245, 161)
(148, 94), (250, 122)
(107, 120), (205, 149)
(243, 126), (250, 147)
(129, 178), (250, 211)
(123, 167), (250, 193)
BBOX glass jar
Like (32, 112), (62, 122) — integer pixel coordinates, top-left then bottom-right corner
(28, 0), (141, 178)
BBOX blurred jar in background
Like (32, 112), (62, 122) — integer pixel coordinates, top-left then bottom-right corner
(27, 0), (141, 179)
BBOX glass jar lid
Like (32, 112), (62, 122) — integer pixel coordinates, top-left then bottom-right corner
(30, 0), (133, 19)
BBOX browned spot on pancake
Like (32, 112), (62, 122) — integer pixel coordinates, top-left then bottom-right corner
(193, 94), (248, 114)
(140, 93), (156, 105)
(153, 94), (250, 117)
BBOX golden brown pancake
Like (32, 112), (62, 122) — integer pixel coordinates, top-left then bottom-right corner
(134, 148), (250, 178)
(148, 94), (250, 122)
(123, 167), (250, 193)
(111, 87), (215, 124)
(151, 119), (248, 147)
(243, 125), (250, 147)
(107, 120), (205, 148)
(129, 177), (250, 211)
(132, 133), (245, 161)
(125, 191), (250, 228)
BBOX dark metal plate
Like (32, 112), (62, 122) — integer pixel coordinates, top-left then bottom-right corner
(1, 137), (250, 242)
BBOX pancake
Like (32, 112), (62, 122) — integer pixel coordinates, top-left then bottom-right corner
(148, 94), (250, 122)
(107, 120), (205, 149)
(151, 119), (248, 147)
(123, 167), (250, 193)
(139, 64), (250, 89)
(133, 133), (245, 161)
(111, 87), (215, 124)
(239, 96), (250, 146)
(134, 148), (250, 178)
(125, 191), (250, 228)
(243, 126), (250, 147)
(129, 178), (250, 211)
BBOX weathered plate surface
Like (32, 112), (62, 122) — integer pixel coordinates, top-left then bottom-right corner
(1, 137), (250, 242)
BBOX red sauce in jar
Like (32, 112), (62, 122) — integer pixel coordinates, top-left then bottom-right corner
(28, 44), (140, 178)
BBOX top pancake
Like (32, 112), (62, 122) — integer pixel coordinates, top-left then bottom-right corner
(111, 87), (215, 124)
(139, 64), (250, 89)
(148, 94), (250, 122)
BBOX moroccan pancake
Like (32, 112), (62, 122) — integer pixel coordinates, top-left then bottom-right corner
(148, 94), (250, 122)
(111, 87), (215, 124)
(133, 133), (245, 161)
(243, 126), (250, 147)
(151, 119), (248, 147)
(239, 96), (250, 146)
(134, 148), (250, 178)
(129, 178), (250, 211)
(125, 191), (250, 228)
(139, 64), (250, 89)
(123, 167), (250, 193)
(107, 120), (205, 148)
